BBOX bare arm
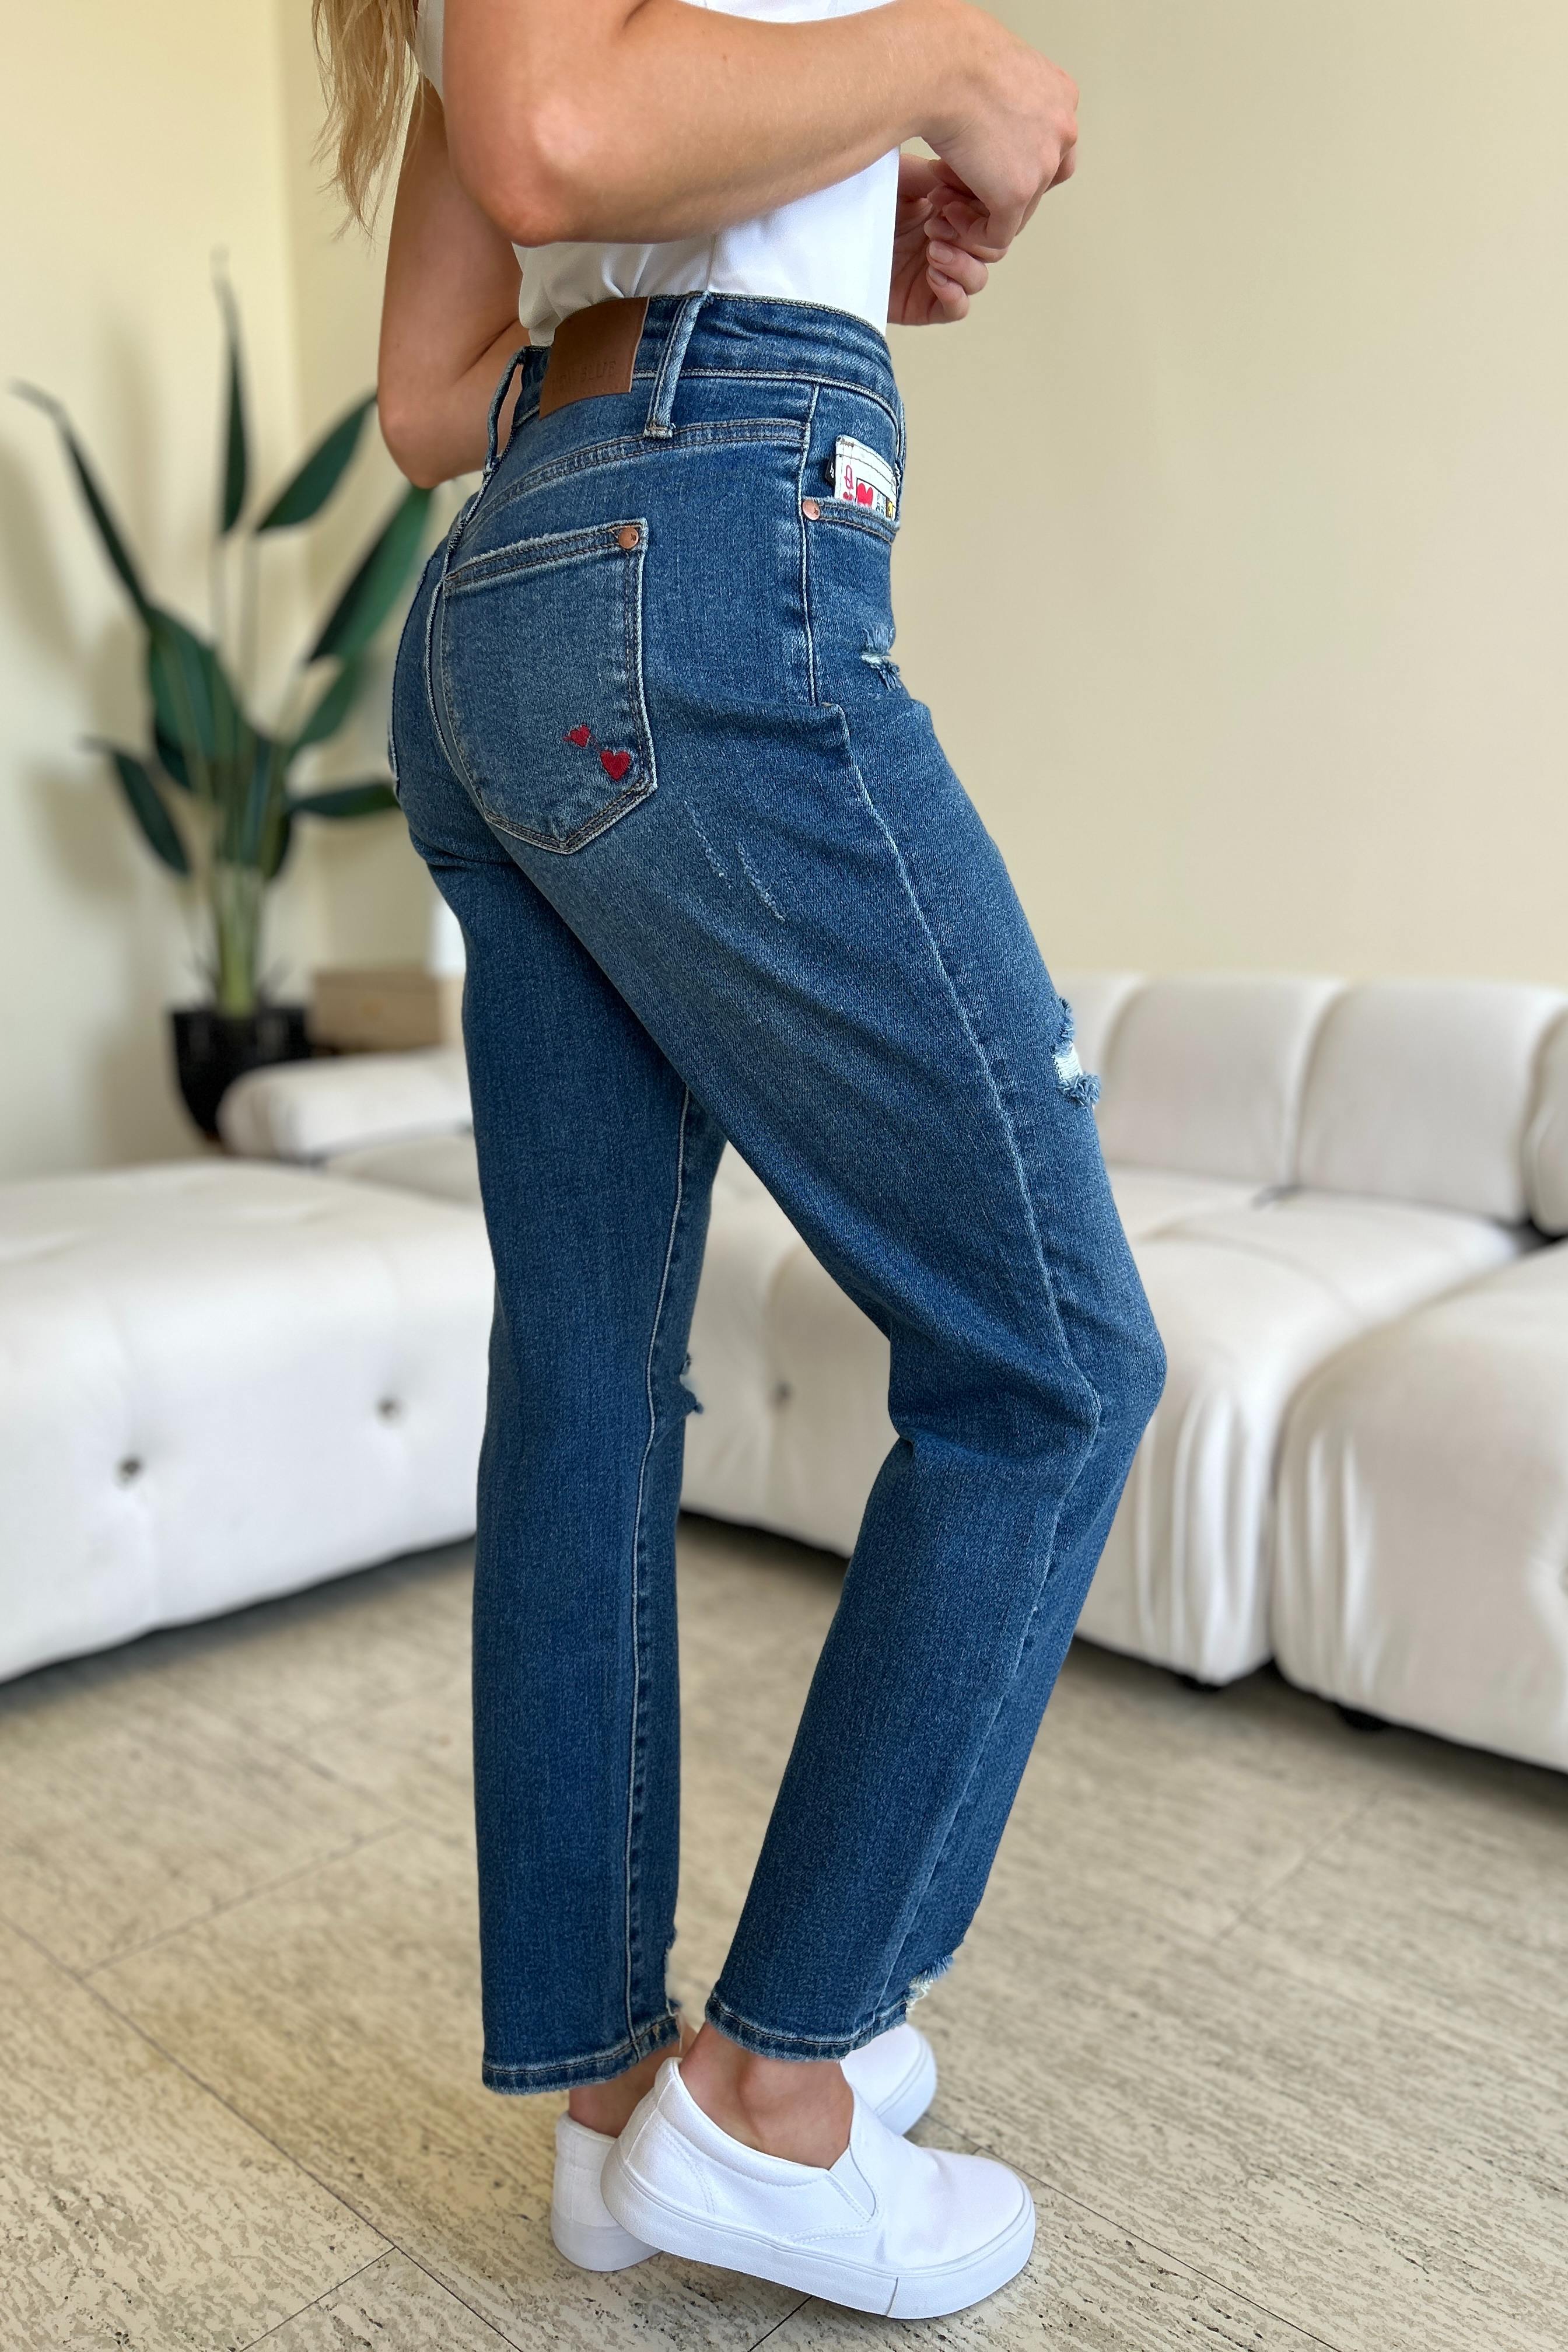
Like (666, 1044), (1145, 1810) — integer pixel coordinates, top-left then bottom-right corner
(379, 1), (1080, 486)
(444, 0), (1077, 255)
(378, 89), (525, 488)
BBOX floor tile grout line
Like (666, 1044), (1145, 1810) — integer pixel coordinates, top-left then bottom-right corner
(233, 2250), (390, 2352)
(5, 1911), (401, 2277)
(744, 2296), (813, 2350)
(12, 1909), (543, 2352)
(71, 1821), (407, 1982)
(1211, 1783), (1390, 1950)
(324, 2241), (536, 2352)
(171, 1661), (473, 1773)
(185, 1696), (483, 1852)
(970, 2143), (1354, 2352)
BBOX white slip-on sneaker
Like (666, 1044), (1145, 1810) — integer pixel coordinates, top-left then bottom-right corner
(550, 2023), (936, 2273)
(552, 2112), (656, 2272)
(845, 2021), (938, 2139)
(600, 2057), (1034, 2318)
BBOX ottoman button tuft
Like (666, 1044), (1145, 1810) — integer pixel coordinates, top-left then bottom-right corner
(377, 1397), (403, 1422)
(117, 1457), (144, 1485)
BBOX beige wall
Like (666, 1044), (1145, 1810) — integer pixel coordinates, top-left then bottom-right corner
(4, 2), (1566, 1181)
(890, 1), (1568, 986)
(0, 1), (427, 1182)
(274, 4), (437, 975)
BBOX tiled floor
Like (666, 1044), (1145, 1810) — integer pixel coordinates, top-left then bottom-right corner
(2, 1517), (1564, 2350)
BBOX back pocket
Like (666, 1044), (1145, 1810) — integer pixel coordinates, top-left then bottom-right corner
(437, 518), (654, 853)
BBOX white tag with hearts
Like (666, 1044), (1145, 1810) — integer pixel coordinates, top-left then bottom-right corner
(832, 436), (898, 522)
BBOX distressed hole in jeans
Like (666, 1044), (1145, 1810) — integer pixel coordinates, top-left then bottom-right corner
(860, 626), (903, 691)
(1052, 998), (1101, 1107)
(904, 1948), (958, 2008)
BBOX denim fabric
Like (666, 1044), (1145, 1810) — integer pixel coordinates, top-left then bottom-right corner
(391, 295), (1165, 2092)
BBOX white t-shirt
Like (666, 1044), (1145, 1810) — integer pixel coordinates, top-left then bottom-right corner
(413, 0), (900, 345)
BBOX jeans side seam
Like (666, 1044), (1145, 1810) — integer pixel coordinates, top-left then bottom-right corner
(623, 1085), (693, 2048)
(838, 724), (1106, 2021)
(797, 384), (821, 708)
(420, 534), (471, 793)
(844, 734), (1098, 1430)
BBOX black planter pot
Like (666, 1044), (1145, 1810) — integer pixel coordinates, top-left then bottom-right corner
(170, 1003), (312, 1139)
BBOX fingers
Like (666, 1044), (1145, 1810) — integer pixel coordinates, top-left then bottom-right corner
(925, 238), (989, 299)
(922, 268), (969, 323)
(895, 152), (950, 205)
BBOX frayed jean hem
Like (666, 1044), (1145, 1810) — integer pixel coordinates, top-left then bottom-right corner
(482, 2006), (682, 2095)
(705, 1954), (954, 2064)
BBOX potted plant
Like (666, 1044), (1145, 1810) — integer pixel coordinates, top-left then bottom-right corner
(15, 273), (432, 1135)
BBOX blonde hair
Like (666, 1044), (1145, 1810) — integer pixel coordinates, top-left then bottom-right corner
(312, 0), (421, 228)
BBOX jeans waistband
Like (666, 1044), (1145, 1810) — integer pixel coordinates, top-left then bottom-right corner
(482, 293), (901, 478)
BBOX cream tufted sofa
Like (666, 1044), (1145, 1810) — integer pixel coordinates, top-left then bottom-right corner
(221, 974), (1568, 1773)
(9, 973), (1567, 1774)
(0, 1160), (491, 1684)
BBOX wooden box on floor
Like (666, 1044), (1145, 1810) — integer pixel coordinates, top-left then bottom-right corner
(311, 965), (463, 1052)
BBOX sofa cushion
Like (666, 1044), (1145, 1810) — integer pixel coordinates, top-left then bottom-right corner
(1094, 975), (1342, 1186)
(1052, 970), (1142, 1087)
(0, 1163), (491, 1684)
(1272, 1241), (1568, 1770)
(327, 1133), (482, 1207)
(1294, 981), (1564, 1223)
(682, 1152), (807, 1531)
(1074, 1235), (1359, 1683)
(219, 1048), (471, 1164)
(1075, 1194), (1526, 1684)
(1158, 1191), (1525, 1321)
(1106, 1167), (1264, 1241)
(1524, 1009), (1568, 1236)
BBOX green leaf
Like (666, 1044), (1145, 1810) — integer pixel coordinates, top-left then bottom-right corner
(307, 484), (431, 666)
(290, 656), (363, 753)
(289, 779), (400, 819)
(261, 800), (295, 881)
(215, 274), (249, 534)
(236, 732), (284, 870)
(13, 383), (150, 617)
(146, 607), (244, 778)
(254, 393), (376, 532)
(89, 740), (189, 874)
(154, 725), (191, 792)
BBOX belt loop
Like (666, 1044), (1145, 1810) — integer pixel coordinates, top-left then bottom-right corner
(483, 345), (529, 480)
(644, 293), (706, 440)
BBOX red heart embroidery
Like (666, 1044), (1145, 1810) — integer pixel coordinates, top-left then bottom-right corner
(600, 748), (632, 783)
(565, 724), (592, 747)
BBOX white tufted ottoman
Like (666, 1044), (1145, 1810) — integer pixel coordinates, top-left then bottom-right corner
(0, 1160), (492, 1684)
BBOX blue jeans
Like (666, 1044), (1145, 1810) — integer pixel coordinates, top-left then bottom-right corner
(390, 295), (1164, 2093)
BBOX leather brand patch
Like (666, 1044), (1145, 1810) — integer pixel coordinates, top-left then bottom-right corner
(539, 298), (650, 418)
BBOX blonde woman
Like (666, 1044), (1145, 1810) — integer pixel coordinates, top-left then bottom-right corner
(316, 0), (1163, 2318)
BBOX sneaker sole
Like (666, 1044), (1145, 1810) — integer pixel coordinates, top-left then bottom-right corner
(600, 2145), (1035, 2318)
(549, 2206), (653, 2273)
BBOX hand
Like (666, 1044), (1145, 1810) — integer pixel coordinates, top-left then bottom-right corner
(888, 154), (1003, 327)
(921, 2), (1079, 254)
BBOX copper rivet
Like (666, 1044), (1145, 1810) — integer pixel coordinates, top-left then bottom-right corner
(801, 498), (821, 521)
(617, 524), (640, 550)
